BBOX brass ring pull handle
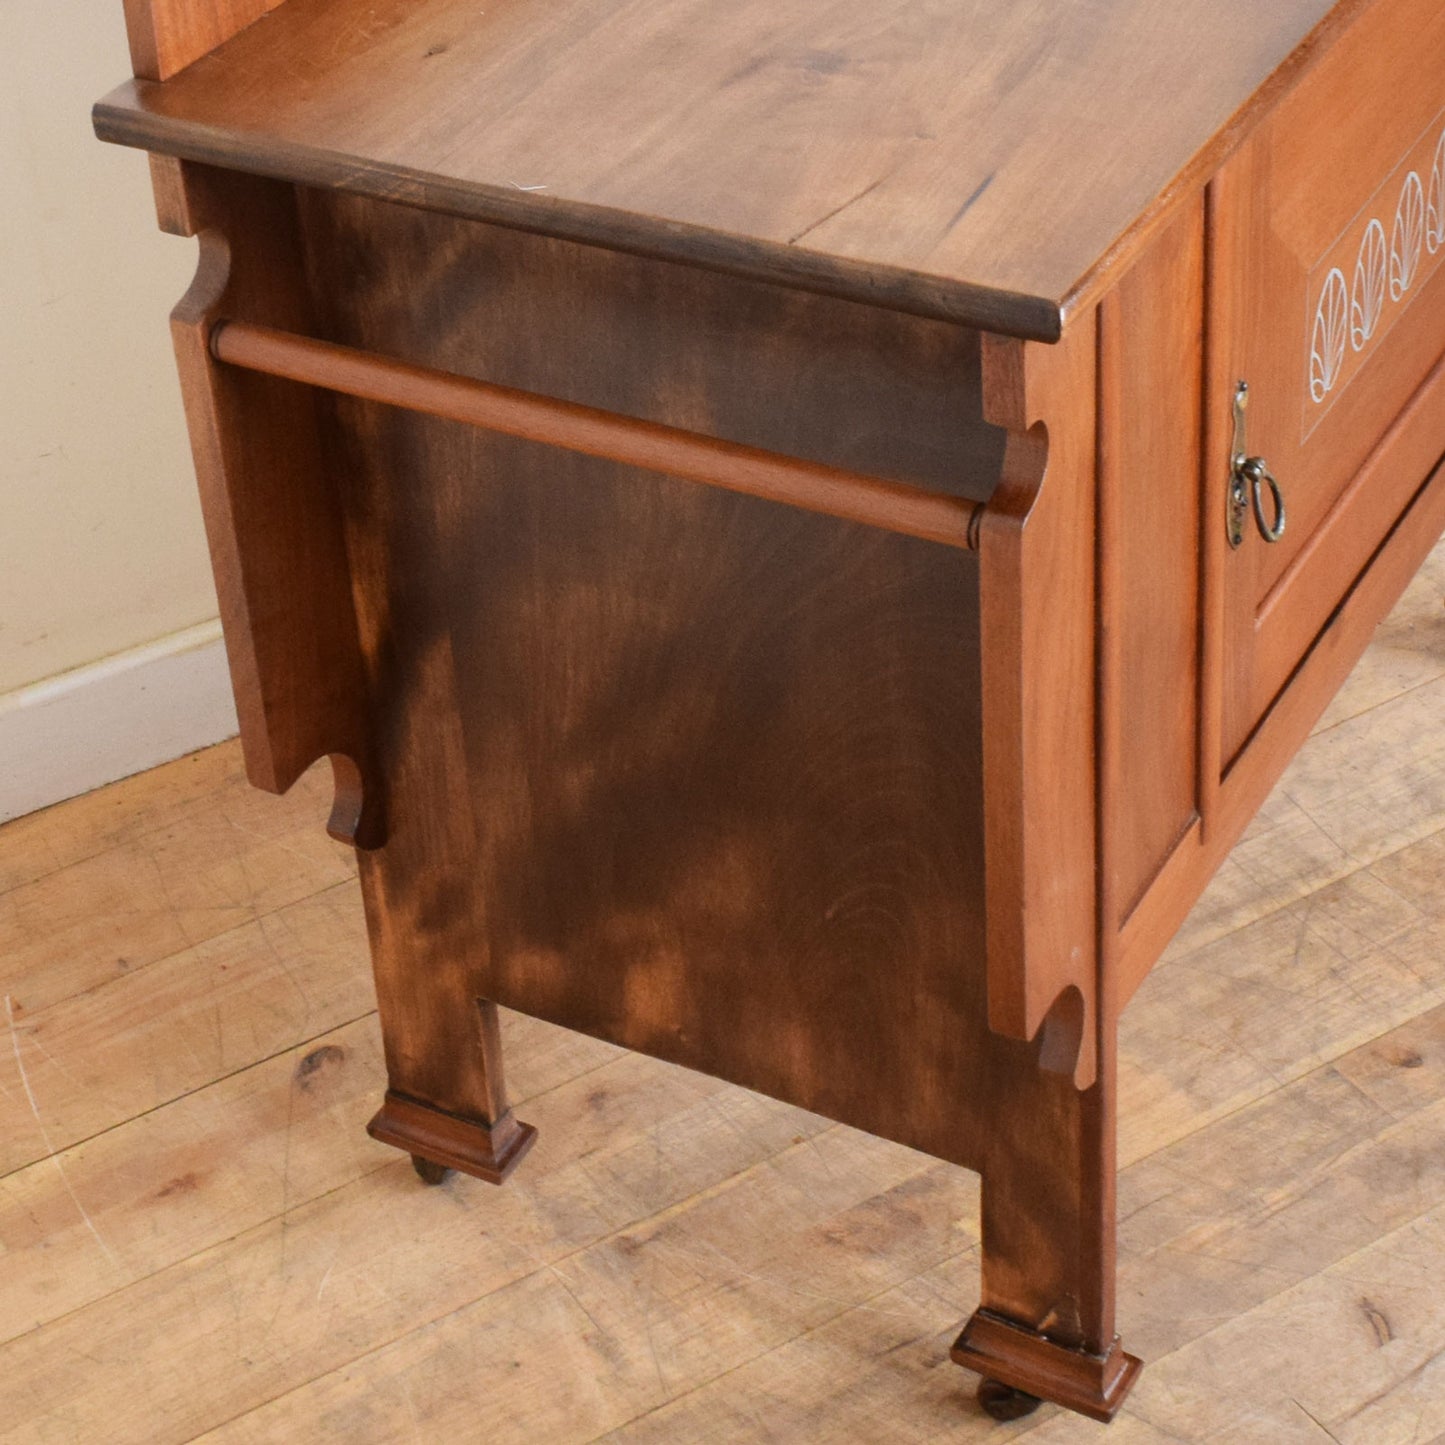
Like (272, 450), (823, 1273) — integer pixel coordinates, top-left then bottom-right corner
(1240, 455), (1286, 543)
(1226, 381), (1288, 549)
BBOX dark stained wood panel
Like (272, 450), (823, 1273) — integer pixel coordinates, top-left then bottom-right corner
(95, 0), (1357, 338)
(449, 472), (990, 1157)
(294, 188), (1005, 498)
(289, 191), (1051, 1172)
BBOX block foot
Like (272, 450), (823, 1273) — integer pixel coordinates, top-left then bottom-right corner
(952, 1309), (1142, 1423)
(367, 1089), (537, 1186)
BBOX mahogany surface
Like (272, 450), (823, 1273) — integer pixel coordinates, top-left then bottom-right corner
(299, 192), (1005, 1165)
(94, 0), (1365, 337)
(95, 0), (1445, 1425)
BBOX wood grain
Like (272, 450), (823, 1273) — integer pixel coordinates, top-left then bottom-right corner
(976, 317), (1097, 1088)
(165, 164), (381, 847)
(93, 0), (1366, 338)
(1097, 199), (1205, 937)
(3, 576), (1442, 1439)
(293, 188), (1017, 1171)
(0, 763), (352, 1024)
(0, 1014), (386, 1344)
(277, 187), (1136, 1414)
(82, 0), (1445, 1422)
(1210, 0), (1445, 761)
(0, 880), (371, 1180)
(209, 319), (984, 550)
(121, 0), (287, 82)
(1119, 449), (1445, 1004)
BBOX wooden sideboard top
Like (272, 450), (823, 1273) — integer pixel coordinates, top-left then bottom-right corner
(96, 0), (1363, 337)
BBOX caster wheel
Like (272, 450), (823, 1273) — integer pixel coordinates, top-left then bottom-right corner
(411, 1154), (451, 1186)
(977, 1378), (1041, 1422)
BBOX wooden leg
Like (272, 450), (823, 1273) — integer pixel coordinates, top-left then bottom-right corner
(951, 1035), (1141, 1421)
(367, 1000), (537, 1185)
(351, 658), (538, 1187)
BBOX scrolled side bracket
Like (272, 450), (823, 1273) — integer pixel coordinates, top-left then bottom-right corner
(976, 320), (1100, 1088)
(165, 163), (383, 850)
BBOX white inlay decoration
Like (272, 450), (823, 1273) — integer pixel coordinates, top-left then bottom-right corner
(1391, 170), (1426, 300)
(1351, 219), (1387, 350)
(1308, 121), (1445, 407)
(1310, 267), (1348, 404)
(1428, 131), (1445, 255)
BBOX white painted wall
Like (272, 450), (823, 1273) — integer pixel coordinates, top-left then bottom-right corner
(1, 2), (238, 816)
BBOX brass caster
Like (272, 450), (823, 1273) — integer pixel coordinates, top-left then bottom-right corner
(411, 1153), (452, 1185)
(977, 1378), (1042, 1422)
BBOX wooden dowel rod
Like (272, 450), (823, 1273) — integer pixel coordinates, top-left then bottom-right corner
(210, 319), (982, 552)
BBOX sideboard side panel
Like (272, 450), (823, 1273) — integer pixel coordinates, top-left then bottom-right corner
(297, 193), (1022, 1171)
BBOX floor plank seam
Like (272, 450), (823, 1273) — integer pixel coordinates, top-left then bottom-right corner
(1, 1032), (732, 1348)
(0, 795), (337, 909)
(0, 873), (362, 1019)
(0, 759), (314, 897)
(1309, 664), (1445, 739)
(4, 993), (122, 1274)
(0, 1006), (380, 1185)
(1151, 810), (1445, 973)
(581, 1254), (985, 1444)
(168, 1129), (943, 1442)
(0, 1088), (835, 1371)
(1122, 1000), (1442, 1174)
(1120, 1195), (1445, 1440)
(0, 1152), (402, 1354)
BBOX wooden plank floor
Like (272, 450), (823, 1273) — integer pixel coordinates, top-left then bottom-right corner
(2, 547), (1443, 1443)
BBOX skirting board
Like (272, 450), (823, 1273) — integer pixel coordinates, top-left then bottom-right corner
(0, 621), (239, 823)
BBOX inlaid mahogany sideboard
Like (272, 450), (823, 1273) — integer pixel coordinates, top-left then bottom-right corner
(95, 0), (1445, 1423)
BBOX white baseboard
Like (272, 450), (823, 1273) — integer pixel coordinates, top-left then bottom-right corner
(0, 621), (239, 823)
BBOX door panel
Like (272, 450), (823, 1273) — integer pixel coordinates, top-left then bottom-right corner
(1211, 0), (1445, 763)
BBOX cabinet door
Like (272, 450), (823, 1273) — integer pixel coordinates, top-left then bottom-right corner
(1210, 0), (1445, 766)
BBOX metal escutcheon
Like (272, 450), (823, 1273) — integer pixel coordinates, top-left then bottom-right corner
(1226, 382), (1287, 549)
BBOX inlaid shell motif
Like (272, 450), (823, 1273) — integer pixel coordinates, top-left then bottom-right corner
(1390, 170), (1425, 300)
(1351, 219), (1387, 350)
(1310, 267), (1348, 403)
(1428, 130), (1445, 255)
(1307, 120), (1445, 414)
